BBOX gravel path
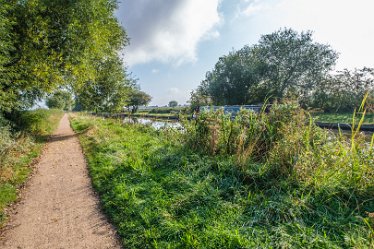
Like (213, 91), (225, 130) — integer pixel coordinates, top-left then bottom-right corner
(0, 114), (121, 249)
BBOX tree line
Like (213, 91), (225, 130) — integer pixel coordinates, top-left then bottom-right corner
(191, 28), (374, 113)
(0, 0), (150, 121)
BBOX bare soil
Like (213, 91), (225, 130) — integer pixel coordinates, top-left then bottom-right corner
(0, 114), (121, 249)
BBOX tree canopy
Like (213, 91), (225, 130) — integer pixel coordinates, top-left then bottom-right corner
(192, 28), (339, 107)
(127, 90), (152, 113)
(1, 0), (148, 117)
(168, 100), (178, 108)
(46, 90), (74, 111)
(309, 68), (374, 112)
(76, 57), (135, 113)
(0, 0), (18, 112)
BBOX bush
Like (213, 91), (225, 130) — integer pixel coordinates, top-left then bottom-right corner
(15, 109), (63, 135)
(0, 125), (14, 156)
(184, 103), (374, 188)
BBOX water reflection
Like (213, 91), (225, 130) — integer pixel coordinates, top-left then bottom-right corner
(123, 117), (183, 130)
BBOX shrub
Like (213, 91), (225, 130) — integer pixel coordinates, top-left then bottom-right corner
(0, 125), (15, 157)
(184, 103), (374, 188)
(15, 109), (63, 135)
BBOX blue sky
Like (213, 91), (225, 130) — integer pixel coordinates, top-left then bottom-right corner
(116, 0), (374, 106)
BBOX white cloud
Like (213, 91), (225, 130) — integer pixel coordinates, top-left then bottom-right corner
(162, 87), (188, 105)
(273, 0), (374, 69)
(241, 0), (270, 17)
(203, 30), (221, 40)
(168, 87), (181, 95)
(234, 0), (374, 69)
(117, 0), (221, 66)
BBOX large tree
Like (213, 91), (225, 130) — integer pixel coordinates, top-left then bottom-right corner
(252, 29), (338, 101)
(168, 100), (178, 107)
(76, 57), (134, 113)
(193, 28), (338, 106)
(308, 68), (374, 112)
(127, 90), (152, 113)
(46, 90), (74, 111)
(1, 0), (129, 115)
(0, 1), (18, 112)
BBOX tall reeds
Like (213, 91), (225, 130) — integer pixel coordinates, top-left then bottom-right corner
(184, 102), (373, 189)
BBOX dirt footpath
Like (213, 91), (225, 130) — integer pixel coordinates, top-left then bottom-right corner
(0, 114), (121, 249)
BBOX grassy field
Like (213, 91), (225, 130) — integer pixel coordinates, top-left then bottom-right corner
(313, 112), (374, 124)
(0, 109), (63, 226)
(71, 105), (373, 248)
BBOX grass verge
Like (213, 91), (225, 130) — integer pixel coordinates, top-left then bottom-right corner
(71, 107), (373, 248)
(0, 109), (63, 226)
(313, 112), (374, 124)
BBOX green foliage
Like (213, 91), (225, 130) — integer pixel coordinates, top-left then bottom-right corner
(128, 90), (152, 113)
(14, 109), (64, 135)
(0, 0), (131, 114)
(72, 110), (373, 248)
(46, 90), (73, 111)
(0, 0), (17, 112)
(168, 100), (178, 108)
(186, 103), (373, 184)
(253, 29), (338, 101)
(146, 106), (189, 114)
(134, 106), (191, 120)
(193, 28), (374, 113)
(0, 109), (63, 226)
(314, 112), (374, 124)
(189, 89), (212, 110)
(308, 68), (374, 113)
(192, 28), (338, 106)
(76, 57), (134, 113)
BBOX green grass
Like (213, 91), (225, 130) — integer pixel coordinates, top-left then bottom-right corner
(72, 108), (373, 248)
(132, 112), (179, 118)
(0, 109), (63, 226)
(313, 113), (374, 124)
(134, 106), (191, 119)
(139, 106), (190, 114)
(130, 112), (189, 119)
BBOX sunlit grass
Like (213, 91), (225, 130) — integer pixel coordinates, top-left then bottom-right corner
(313, 113), (374, 124)
(72, 107), (373, 248)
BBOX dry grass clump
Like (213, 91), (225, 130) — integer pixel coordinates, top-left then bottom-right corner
(184, 102), (374, 189)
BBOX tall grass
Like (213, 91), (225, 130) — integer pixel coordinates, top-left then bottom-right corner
(184, 103), (373, 189)
(72, 104), (373, 248)
(0, 109), (63, 226)
(313, 113), (374, 124)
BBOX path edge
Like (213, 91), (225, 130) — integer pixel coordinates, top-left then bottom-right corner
(68, 114), (124, 248)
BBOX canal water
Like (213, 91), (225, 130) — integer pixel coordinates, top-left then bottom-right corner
(123, 117), (183, 130)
